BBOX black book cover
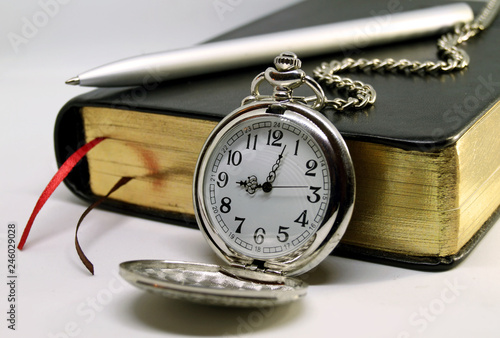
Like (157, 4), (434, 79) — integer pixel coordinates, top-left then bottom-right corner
(54, 0), (500, 270)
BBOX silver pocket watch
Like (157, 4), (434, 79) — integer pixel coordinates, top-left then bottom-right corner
(120, 52), (355, 307)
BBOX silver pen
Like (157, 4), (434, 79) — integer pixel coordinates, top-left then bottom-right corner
(66, 3), (473, 87)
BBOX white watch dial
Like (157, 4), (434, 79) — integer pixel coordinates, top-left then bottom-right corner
(201, 113), (331, 259)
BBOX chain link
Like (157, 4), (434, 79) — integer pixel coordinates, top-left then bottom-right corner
(313, 0), (499, 111)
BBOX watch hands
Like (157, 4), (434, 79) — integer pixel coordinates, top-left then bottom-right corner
(237, 175), (259, 194)
(266, 145), (286, 184)
(237, 179), (308, 194)
(238, 146), (298, 194)
(271, 185), (308, 189)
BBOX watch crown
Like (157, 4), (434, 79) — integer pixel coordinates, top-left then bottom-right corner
(274, 52), (302, 71)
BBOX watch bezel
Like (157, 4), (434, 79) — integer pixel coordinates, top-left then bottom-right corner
(193, 101), (355, 277)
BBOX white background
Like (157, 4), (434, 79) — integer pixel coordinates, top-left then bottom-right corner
(1, 0), (499, 337)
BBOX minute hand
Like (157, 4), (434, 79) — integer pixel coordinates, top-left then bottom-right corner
(266, 146), (286, 184)
(271, 185), (309, 189)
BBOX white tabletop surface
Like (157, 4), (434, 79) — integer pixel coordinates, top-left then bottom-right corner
(1, 1), (499, 337)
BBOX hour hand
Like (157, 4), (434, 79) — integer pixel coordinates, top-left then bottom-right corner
(237, 175), (260, 194)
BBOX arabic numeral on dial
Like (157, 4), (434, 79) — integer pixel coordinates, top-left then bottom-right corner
(305, 159), (318, 176)
(246, 134), (257, 150)
(266, 129), (283, 147)
(254, 227), (266, 244)
(227, 150), (242, 166)
(294, 210), (309, 227)
(217, 172), (228, 188)
(307, 186), (321, 203)
(294, 139), (300, 156)
(277, 226), (289, 243)
(235, 216), (245, 233)
(220, 197), (232, 213)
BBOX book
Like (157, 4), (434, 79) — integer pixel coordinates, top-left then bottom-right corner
(54, 0), (500, 270)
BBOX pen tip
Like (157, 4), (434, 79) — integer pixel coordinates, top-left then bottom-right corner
(65, 76), (80, 86)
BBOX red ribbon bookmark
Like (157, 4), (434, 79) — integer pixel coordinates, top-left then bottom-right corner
(18, 137), (107, 250)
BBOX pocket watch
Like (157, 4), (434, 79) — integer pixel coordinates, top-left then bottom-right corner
(120, 52), (355, 307)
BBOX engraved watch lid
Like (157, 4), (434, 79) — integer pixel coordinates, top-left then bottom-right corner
(119, 260), (308, 307)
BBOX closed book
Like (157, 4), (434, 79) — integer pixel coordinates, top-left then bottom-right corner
(54, 0), (500, 270)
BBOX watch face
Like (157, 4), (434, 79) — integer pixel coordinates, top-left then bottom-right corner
(194, 102), (354, 275)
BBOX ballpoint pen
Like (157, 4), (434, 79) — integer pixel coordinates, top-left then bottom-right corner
(65, 3), (473, 88)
